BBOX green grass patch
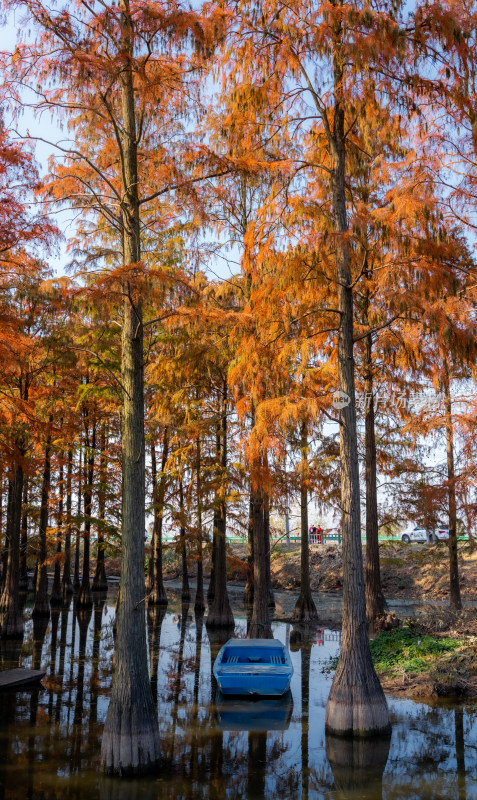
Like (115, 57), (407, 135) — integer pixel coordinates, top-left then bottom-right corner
(325, 626), (462, 677)
(369, 627), (462, 677)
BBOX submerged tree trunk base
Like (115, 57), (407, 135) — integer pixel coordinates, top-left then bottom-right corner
(100, 697), (161, 776)
(33, 565), (50, 619)
(92, 564), (108, 593)
(77, 582), (94, 608)
(148, 585), (168, 606)
(243, 578), (253, 605)
(291, 592), (319, 625)
(194, 561), (205, 614)
(206, 593), (234, 629)
(50, 566), (63, 607)
(325, 655), (391, 737)
(0, 594), (24, 638)
(181, 587), (191, 603)
(248, 619), (273, 639)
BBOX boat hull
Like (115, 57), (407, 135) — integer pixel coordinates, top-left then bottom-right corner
(215, 671), (292, 697)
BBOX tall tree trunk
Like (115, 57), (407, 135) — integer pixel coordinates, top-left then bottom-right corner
(0, 451), (24, 637)
(248, 482), (273, 639)
(33, 433), (51, 619)
(463, 488), (475, 553)
(78, 418), (95, 608)
(194, 435), (205, 613)
(73, 447), (82, 593)
(93, 425), (108, 592)
(148, 429), (168, 606)
(363, 328), (386, 622)
(179, 474), (190, 602)
(264, 491), (275, 608)
(0, 480), (12, 591)
(50, 455), (64, 606)
(19, 482), (29, 592)
(443, 362), (462, 610)
(207, 424), (221, 604)
(324, 45), (389, 737)
(101, 3), (160, 772)
(207, 505), (218, 603)
(207, 384), (234, 629)
(244, 492), (254, 604)
(244, 404), (256, 606)
(62, 449), (74, 595)
(0, 474), (3, 586)
(292, 422), (318, 624)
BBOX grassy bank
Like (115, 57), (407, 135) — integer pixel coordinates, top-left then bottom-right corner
(326, 623), (477, 699)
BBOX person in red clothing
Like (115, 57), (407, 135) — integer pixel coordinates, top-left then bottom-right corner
(316, 525), (323, 545)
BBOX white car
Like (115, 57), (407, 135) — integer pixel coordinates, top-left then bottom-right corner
(401, 527), (449, 544)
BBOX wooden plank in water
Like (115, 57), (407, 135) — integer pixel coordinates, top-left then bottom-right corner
(0, 669), (46, 689)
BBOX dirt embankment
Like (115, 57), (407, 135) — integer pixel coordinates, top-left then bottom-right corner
(268, 540), (477, 602)
(106, 539), (477, 606)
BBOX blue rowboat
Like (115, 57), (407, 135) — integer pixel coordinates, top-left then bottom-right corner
(213, 638), (294, 697)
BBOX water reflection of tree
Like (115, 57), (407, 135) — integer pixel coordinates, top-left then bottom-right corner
(47, 608), (61, 719)
(55, 598), (71, 723)
(90, 593), (106, 727)
(32, 614), (49, 671)
(168, 601), (190, 762)
(206, 625), (230, 800)
(66, 602), (78, 727)
(26, 616), (48, 800)
(74, 606), (93, 727)
(147, 604), (166, 705)
(70, 605), (92, 776)
(455, 707), (466, 800)
(26, 688), (41, 800)
(0, 680), (15, 800)
(326, 733), (390, 798)
(290, 624), (315, 800)
(189, 610), (204, 783)
(247, 732), (267, 799)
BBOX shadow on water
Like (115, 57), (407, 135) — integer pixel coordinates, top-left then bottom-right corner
(1, 587), (477, 799)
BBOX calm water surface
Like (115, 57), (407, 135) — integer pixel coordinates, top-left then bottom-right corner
(0, 588), (476, 799)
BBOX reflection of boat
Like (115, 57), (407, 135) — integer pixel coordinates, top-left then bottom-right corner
(215, 691), (293, 731)
(213, 639), (293, 696)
